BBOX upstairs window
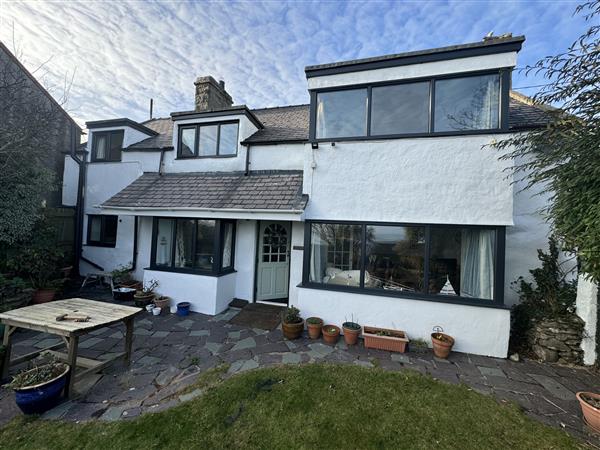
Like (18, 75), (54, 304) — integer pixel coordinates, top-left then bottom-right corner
(312, 71), (505, 140)
(177, 121), (239, 158)
(87, 215), (118, 247)
(92, 130), (124, 162)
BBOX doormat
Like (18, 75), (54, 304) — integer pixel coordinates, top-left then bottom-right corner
(228, 303), (283, 330)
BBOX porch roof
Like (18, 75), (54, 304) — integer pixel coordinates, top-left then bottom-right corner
(99, 170), (308, 217)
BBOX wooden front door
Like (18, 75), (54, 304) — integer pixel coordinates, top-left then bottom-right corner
(256, 222), (290, 302)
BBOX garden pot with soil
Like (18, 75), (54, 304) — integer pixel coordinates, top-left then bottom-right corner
(431, 331), (455, 359)
(154, 296), (170, 314)
(322, 325), (340, 345)
(576, 392), (600, 434)
(32, 288), (57, 304)
(8, 362), (70, 415)
(306, 317), (323, 339)
(363, 326), (409, 352)
(282, 307), (304, 340)
(342, 321), (361, 345)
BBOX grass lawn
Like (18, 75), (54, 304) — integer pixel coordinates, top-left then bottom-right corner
(0, 364), (582, 449)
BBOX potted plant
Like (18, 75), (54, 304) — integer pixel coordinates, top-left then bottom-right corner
(322, 325), (340, 345)
(306, 317), (323, 339)
(576, 392), (600, 433)
(5, 359), (70, 414)
(134, 279), (158, 307)
(363, 326), (409, 352)
(281, 306), (304, 340)
(154, 295), (170, 314)
(431, 326), (455, 359)
(342, 315), (361, 345)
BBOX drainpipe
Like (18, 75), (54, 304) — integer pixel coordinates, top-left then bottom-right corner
(244, 144), (251, 176)
(70, 123), (87, 276)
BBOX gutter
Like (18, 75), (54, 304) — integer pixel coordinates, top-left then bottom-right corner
(94, 205), (305, 214)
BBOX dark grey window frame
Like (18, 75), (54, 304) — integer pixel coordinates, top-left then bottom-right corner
(86, 214), (118, 248)
(176, 120), (239, 159)
(91, 130), (124, 162)
(309, 68), (511, 142)
(149, 217), (236, 276)
(301, 220), (506, 309)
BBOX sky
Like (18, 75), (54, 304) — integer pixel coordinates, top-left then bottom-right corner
(0, 0), (593, 127)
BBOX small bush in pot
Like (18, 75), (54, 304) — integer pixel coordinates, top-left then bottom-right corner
(322, 325), (340, 345)
(306, 317), (323, 339)
(431, 326), (454, 359)
(281, 306), (304, 340)
(342, 315), (361, 345)
(134, 279), (158, 307)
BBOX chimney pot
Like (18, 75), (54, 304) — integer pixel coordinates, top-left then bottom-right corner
(194, 76), (233, 112)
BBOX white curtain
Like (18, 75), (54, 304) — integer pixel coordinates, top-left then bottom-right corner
(95, 135), (107, 159)
(480, 77), (498, 129)
(316, 98), (326, 138)
(222, 225), (232, 267)
(460, 229), (495, 299)
(310, 228), (324, 282)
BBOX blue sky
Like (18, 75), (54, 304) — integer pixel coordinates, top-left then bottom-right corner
(0, 0), (591, 126)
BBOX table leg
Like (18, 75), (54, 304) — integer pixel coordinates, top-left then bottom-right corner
(1, 325), (14, 380)
(124, 318), (134, 367)
(64, 335), (79, 398)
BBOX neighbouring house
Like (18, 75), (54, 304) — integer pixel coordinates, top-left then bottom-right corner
(0, 41), (82, 258)
(64, 35), (553, 357)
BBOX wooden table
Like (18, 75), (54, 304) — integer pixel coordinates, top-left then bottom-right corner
(0, 298), (142, 398)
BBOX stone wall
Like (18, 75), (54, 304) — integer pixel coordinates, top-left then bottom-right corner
(530, 315), (584, 365)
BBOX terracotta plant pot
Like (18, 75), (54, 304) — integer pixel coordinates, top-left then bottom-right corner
(282, 320), (304, 340)
(134, 293), (155, 308)
(363, 326), (409, 353)
(32, 289), (56, 304)
(322, 325), (340, 345)
(154, 296), (170, 314)
(342, 322), (361, 346)
(431, 332), (455, 359)
(576, 392), (600, 434)
(306, 317), (323, 339)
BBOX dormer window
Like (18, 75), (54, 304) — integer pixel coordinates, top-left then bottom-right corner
(177, 121), (239, 158)
(91, 130), (124, 162)
(312, 71), (506, 140)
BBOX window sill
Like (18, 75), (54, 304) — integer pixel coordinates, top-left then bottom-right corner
(84, 243), (116, 248)
(311, 128), (509, 143)
(175, 154), (237, 160)
(145, 266), (236, 277)
(89, 160), (123, 164)
(297, 282), (508, 310)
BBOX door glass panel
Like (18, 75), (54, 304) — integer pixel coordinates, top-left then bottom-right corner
(263, 224), (288, 263)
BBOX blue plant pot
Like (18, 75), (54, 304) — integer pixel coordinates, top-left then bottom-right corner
(14, 365), (69, 415)
(176, 302), (191, 316)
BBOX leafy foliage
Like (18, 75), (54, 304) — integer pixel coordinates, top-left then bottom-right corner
(491, 1), (600, 281)
(282, 306), (301, 324)
(510, 237), (577, 352)
(6, 360), (67, 389)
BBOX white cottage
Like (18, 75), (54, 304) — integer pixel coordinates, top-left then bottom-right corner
(63, 35), (551, 358)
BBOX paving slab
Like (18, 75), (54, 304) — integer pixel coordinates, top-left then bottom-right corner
(190, 330), (210, 337)
(282, 353), (301, 364)
(478, 366), (506, 378)
(527, 374), (575, 402)
(79, 337), (104, 349)
(231, 337), (256, 352)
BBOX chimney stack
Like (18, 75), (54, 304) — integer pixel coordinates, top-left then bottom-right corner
(194, 76), (233, 112)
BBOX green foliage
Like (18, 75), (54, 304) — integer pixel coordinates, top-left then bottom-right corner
(6, 359), (67, 389)
(491, 2), (600, 282)
(306, 317), (322, 325)
(282, 306), (301, 324)
(510, 237), (577, 352)
(110, 263), (133, 283)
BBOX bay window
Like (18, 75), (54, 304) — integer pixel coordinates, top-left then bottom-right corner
(304, 221), (504, 305)
(151, 218), (235, 275)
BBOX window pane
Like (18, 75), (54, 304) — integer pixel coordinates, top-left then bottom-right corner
(429, 227), (495, 300)
(309, 223), (362, 286)
(155, 219), (174, 267)
(109, 131), (123, 161)
(219, 124), (238, 155)
(195, 220), (215, 270)
(199, 125), (218, 156)
(103, 216), (118, 245)
(174, 219), (195, 268)
(221, 222), (234, 268)
(89, 216), (101, 242)
(434, 74), (500, 131)
(94, 134), (107, 160)
(371, 83), (430, 135)
(364, 225), (425, 292)
(180, 128), (196, 157)
(316, 89), (367, 139)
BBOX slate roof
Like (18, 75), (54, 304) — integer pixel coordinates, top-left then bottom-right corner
(126, 118), (174, 150)
(508, 92), (552, 130)
(244, 105), (310, 144)
(102, 171), (307, 211)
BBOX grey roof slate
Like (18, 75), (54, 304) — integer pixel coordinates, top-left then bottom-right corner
(244, 105), (309, 144)
(126, 118), (174, 150)
(508, 94), (551, 130)
(102, 171), (307, 211)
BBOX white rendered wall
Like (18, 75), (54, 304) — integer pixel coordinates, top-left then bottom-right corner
(288, 222), (304, 307)
(62, 155), (79, 206)
(248, 143), (304, 171)
(80, 215), (135, 275)
(296, 287), (510, 357)
(576, 275), (598, 365)
(234, 220), (258, 301)
(307, 52), (517, 90)
(122, 150), (162, 173)
(303, 136), (513, 225)
(86, 126), (152, 152)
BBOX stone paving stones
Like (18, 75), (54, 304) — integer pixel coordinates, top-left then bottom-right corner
(100, 405), (128, 421)
(230, 337), (256, 352)
(205, 342), (222, 355)
(190, 330), (210, 337)
(354, 359), (374, 368)
(176, 319), (194, 330)
(79, 337), (105, 349)
(228, 331), (241, 340)
(33, 338), (62, 349)
(137, 355), (162, 366)
(228, 358), (259, 374)
(307, 343), (334, 358)
(133, 328), (153, 336)
(478, 366), (507, 378)
(281, 353), (301, 365)
(151, 331), (170, 338)
(527, 374), (575, 401)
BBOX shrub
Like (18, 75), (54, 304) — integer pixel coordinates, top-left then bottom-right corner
(283, 306), (302, 324)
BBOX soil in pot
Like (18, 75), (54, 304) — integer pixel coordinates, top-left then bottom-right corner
(11, 364), (70, 415)
(577, 392), (600, 434)
(322, 325), (340, 345)
(282, 320), (304, 340)
(32, 289), (56, 304)
(154, 297), (170, 314)
(134, 293), (155, 308)
(342, 322), (361, 345)
(431, 332), (455, 359)
(306, 317), (323, 339)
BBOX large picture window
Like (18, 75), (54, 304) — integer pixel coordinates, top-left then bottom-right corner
(92, 130), (124, 162)
(305, 221), (503, 304)
(311, 71), (506, 141)
(177, 121), (239, 158)
(151, 218), (235, 275)
(87, 215), (118, 247)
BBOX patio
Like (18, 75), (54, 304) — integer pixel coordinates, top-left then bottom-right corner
(0, 289), (598, 445)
